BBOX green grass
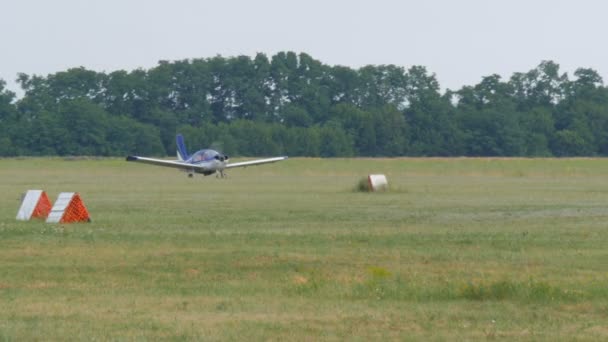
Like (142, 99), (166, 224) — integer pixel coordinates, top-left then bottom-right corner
(1, 157), (608, 340)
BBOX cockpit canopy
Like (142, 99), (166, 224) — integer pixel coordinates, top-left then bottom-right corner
(189, 149), (229, 163)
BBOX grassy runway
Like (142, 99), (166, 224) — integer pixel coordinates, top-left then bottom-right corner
(1, 157), (608, 340)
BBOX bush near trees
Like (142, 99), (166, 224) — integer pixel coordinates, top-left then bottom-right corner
(1, 53), (606, 157)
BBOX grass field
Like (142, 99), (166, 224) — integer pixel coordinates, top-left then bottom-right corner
(1, 157), (608, 340)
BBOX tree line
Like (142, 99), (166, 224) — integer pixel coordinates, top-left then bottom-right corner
(1, 52), (607, 157)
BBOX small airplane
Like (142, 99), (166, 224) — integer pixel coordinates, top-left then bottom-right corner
(126, 134), (288, 178)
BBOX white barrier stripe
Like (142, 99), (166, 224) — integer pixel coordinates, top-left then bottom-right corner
(16, 190), (44, 221)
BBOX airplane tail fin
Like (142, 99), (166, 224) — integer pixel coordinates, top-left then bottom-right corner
(176, 134), (189, 161)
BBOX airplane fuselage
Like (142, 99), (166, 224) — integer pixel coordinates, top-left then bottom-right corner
(185, 149), (228, 175)
(188, 160), (225, 175)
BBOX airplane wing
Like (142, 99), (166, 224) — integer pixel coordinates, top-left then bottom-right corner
(225, 156), (288, 169)
(126, 156), (211, 172)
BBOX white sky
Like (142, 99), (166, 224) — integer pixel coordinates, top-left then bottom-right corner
(1, 0), (607, 95)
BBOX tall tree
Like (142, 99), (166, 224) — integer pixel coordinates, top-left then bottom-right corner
(456, 75), (524, 156)
(406, 66), (462, 156)
(552, 68), (606, 155)
(0, 79), (18, 155)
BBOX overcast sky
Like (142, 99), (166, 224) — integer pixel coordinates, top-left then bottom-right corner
(1, 0), (607, 95)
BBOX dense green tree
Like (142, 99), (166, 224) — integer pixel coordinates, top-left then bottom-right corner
(0, 79), (16, 119)
(281, 104), (313, 128)
(318, 121), (354, 157)
(456, 75), (525, 156)
(56, 98), (110, 155)
(328, 65), (360, 105)
(552, 69), (607, 155)
(0, 80), (18, 155)
(4, 53), (608, 158)
(329, 103), (376, 155)
(520, 107), (554, 156)
(510, 60), (568, 111)
(227, 120), (280, 156)
(373, 105), (408, 156)
(283, 126), (321, 156)
(358, 65), (407, 109)
(405, 66), (462, 156)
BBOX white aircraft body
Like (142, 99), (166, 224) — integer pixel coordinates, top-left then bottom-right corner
(126, 134), (287, 178)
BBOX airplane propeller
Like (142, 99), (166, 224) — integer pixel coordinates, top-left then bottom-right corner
(210, 141), (229, 162)
(214, 154), (229, 162)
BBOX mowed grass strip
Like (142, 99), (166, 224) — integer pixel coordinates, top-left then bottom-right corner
(1, 157), (608, 340)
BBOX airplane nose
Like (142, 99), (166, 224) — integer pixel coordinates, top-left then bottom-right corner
(214, 154), (228, 162)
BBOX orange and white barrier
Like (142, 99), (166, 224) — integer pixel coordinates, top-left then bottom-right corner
(16, 190), (52, 221)
(46, 192), (91, 223)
